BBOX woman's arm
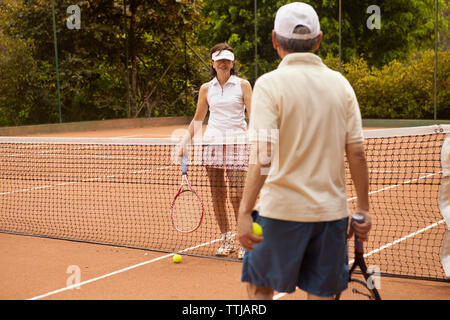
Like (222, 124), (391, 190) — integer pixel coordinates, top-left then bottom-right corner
(178, 83), (209, 156)
(241, 79), (253, 121)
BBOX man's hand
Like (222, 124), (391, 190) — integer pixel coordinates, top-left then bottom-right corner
(237, 212), (264, 251)
(347, 210), (371, 242)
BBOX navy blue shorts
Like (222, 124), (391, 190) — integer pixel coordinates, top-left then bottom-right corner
(241, 211), (349, 297)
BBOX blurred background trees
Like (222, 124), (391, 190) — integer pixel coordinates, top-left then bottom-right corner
(0, 0), (448, 126)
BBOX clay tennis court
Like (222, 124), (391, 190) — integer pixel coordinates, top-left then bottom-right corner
(0, 121), (449, 300)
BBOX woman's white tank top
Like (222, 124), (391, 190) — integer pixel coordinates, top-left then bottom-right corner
(204, 75), (247, 138)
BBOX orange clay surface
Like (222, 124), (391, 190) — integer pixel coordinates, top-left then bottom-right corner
(0, 124), (449, 300)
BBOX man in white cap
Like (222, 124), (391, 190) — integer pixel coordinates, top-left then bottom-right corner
(237, 2), (371, 300)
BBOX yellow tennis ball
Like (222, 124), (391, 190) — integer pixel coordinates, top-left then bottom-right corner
(173, 254), (182, 263)
(252, 222), (263, 236)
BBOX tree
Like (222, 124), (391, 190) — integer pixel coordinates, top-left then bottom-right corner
(0, 34), (55, 125)
(70, 0), (206, 118)
(198, 0), (446, 84)
(0, 0), (206, 124)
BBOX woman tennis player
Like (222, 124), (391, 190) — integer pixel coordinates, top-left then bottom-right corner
(179, 43), (252, 259)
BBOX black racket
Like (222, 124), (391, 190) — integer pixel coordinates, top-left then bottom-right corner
(336, 213), (382, 300)
(170, 155), (204, 233)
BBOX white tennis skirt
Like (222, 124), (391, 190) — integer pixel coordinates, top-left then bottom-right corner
(201, 127), (249, 171)
(201, 144), (249, 171)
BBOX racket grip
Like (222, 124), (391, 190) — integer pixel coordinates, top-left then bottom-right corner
(182, 155), (187, 175)
(352, 213), (365, 252)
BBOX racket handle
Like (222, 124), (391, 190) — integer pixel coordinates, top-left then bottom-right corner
(182, 155), (187, 175)
(352, 213), (365, 252)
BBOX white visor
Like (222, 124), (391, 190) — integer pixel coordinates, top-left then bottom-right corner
(212, 50), (235, 61)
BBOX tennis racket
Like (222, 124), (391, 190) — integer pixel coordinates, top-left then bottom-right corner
(336, 213), (382, 300)
(170, 155), (204, 233)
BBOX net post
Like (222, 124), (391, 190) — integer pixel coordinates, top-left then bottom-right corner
(434, 0), (438, 121)
(439, 134), (450, 277)
(52, 0), (63, 123)
(254, 0), (258, 80)
(338, 0), (342, 73)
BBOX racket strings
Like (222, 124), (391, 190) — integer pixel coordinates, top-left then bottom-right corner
(171, 189), (204, 233)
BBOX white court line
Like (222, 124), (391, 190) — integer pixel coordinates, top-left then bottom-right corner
(27, 203), (445, 300)
(361, 219), (445, 259)
(115, 134), (149, 138)
(27, 237), (224, 300)
(4, 152), (162, 161)
(274, 170), (443, 300)
(13, 154), (444, 299)
(28, 254), (175, 300)
(116, 135), (184, 138)
(347, 171), (441, 202)
(0, 166), (172, 196)
(273, 219), (446, 300)
(1, 133), (177, 196)
(369, 170), (435, 175)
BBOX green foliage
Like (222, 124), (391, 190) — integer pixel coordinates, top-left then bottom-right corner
(199, 0), (279, 84)
(0, 0), (448, 126)
(0, 0), (207, 125)
(0, 35), (55, 126)
(324, 50), (450, 119)
(199, 0), (446, 83)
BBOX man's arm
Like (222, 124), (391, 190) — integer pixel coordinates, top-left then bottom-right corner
(238, 77), (277, 250)
(346, 141), (371, 241)
(237, 141), (271, 250)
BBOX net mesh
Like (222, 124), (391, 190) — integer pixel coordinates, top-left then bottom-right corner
(349, 127), (448, 282)
(0, 126), (449, 282)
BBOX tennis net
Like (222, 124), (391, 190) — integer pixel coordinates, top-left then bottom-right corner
(0, 125), (449, 282)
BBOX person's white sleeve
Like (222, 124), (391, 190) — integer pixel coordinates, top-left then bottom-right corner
(248, 78), (279, 144)
(344, 81), (364, 144)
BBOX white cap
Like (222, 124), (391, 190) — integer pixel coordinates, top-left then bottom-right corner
(274, 2), (320, 40)
(211, 50), (235, 61)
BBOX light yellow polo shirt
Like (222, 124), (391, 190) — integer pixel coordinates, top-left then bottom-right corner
(250, 52), (364, 222)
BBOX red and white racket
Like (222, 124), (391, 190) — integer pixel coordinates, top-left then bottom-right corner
(170, 155), (204, 233)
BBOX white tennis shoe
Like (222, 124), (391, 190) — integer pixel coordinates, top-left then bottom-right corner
(216, 232), (235, 256)
(237, 245), (245, 260)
